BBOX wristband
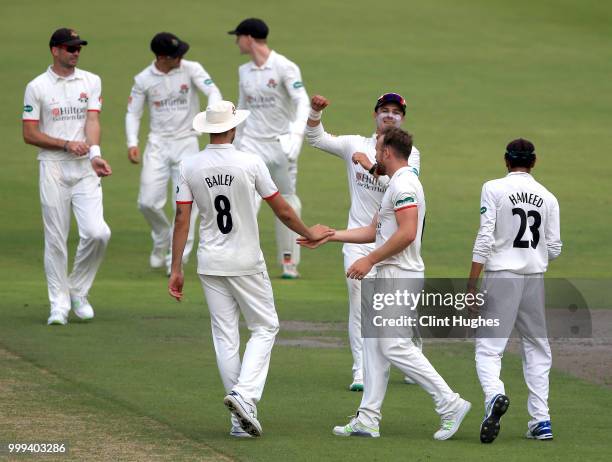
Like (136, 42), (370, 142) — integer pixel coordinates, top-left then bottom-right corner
(308, 108), (322, 121)
(88, 145), (101, 160)
(368, 163), (377, 175)
(63, 140), (69, 152)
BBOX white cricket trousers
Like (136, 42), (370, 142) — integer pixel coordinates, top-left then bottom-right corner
(357, 265), (461, 428)
(138, 135), (199, 262)
(475, 271), (551, 426)
(239, 136), (302, 266)
(343, 244), (377, 382)
(199, 272), (280, 406)
(39, 160), (110, 315)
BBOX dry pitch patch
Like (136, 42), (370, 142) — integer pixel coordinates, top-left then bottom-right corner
(0, 348), (232, 462)
(278, 311), (612, 387)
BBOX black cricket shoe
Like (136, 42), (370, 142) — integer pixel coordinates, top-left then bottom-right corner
(480, 394), (510, 443)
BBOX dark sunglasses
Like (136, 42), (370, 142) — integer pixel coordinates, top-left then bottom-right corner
(59, 45), (82, 53)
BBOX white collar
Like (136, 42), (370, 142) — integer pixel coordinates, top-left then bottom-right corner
(47, 66), (82, 81)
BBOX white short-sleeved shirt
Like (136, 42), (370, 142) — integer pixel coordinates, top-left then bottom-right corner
(472, 172), (562, 274)
(376, 166), (425, 272)
(176, 143), (279, 276)
(23, 67), (102, 161)
(126, 59), (222, 146)
(237, 51), (308, 139)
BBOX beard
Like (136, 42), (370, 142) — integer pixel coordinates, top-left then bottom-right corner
(375, 162), (387, 176)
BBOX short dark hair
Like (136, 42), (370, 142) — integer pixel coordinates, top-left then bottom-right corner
(505, 138), (536, 168)
(381, 127), (413, 160)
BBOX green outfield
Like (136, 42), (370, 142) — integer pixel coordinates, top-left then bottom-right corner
(1, 0), (611, 460)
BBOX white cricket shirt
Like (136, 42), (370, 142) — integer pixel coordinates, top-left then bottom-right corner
(472, 172), (562, 274)
(125, 59), (222, 146)
(376, 166), (425, 272)
(23, 67), (102, 161)
(306, 123), (421, 247)
(176, 143), (279, 276)
(237, 51), (309, 139)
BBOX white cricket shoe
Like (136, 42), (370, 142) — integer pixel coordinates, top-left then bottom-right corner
(47, 310), (68, 326)
(281, 262), (300, 279)
(229, 415), (252, 438)
(70, 296), (94, 320)
(333, 416), (380, 438)
(224, 391), (262, 437)
(149, 246), (168, 269)
(434, 399), (471, 440)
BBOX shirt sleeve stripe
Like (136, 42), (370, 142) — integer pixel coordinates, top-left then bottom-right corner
(263, 191), (280, 201)
(22, 119), (39, 122)
(176, 201), (193, 204)
(87, 109), (101, 112)
(395, 204), (418, 212)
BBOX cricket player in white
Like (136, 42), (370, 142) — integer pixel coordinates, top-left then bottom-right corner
(228, 18), (310, 279)
(22, 28), (112, 325)
(299, 127), (470, 440)
(167, 101), (332, 438)
(468, 138), (562, 443)
(126, 32), (222, 272)
(306, 93), (421, 391)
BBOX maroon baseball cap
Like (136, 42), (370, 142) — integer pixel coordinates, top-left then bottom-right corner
(49, 28), (88, 48)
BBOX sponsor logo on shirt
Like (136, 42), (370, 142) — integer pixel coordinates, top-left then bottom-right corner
(395, 196), (415, 207)
(50, 106), (87, 121)
(292, 81), (304, 89)
(480, 206), (487, 214)
(152, 97), (189, 111)
(245, 95), (276, 109)
(267, 78), (278, 88)
(204, 78), (213, 85)
(23, 105), (33, 112)
(78, 92), (89, 103)
(179, 84), (189, 94)
(355, 172), (386, 193)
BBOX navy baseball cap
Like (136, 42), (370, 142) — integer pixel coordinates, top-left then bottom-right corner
(228, 18), (269, 39)
(49, 28), (88, 48)
(150, 32), (189, 57)
(374, 93), (406, 115)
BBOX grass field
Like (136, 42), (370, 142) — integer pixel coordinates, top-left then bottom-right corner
(1, 0), (611, 460)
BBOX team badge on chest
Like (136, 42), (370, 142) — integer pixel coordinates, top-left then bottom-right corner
(78, 92), (88, 103)
(266, 78), (277, 88)
(179, 84), (189, 94)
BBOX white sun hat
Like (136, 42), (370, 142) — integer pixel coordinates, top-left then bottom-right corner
(192, 101), (250, 134)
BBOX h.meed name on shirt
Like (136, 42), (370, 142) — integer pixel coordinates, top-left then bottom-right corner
(508, 192), (544, 207)
(205, 174), (234, 188)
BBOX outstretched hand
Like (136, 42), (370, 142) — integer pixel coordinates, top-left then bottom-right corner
(307, 224), (335, 242)
(297, 234), (332, 249)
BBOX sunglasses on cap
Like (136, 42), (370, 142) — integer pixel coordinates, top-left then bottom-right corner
(375, 93), (406, 114)
(59, 45), (82, 53)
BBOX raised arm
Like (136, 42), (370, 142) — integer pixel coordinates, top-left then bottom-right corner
(305, 95), (355, 159)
